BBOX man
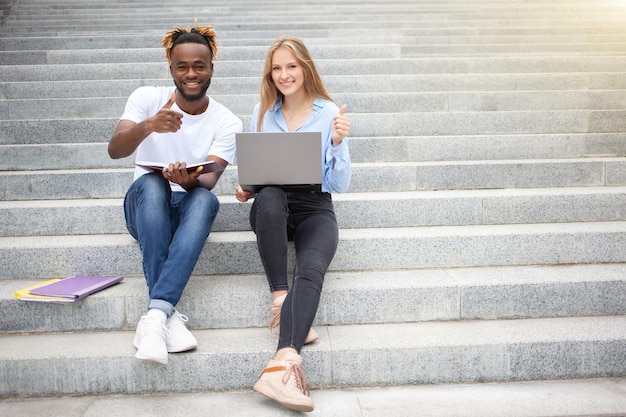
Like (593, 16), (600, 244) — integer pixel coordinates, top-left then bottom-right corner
(108, 22), (242, 365)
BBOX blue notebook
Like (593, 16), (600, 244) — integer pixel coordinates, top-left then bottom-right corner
(29, 275), (123, 300)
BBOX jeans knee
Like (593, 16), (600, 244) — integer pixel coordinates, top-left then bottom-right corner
(253, 187), (287, 218)
(136, 172), (170, 201)
(183, 188), (220, 224)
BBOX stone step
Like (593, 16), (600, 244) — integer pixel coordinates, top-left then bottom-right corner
(1, 221), (625, 280)
(17, 90), (626, 120)
(5, 27), (626, 50)
(402, 42), (626, 56)
(0, 44), (400, 65)
(3, 263), (625, 333)
(5, 3), (624, 18)
(5, 89), (626, 120)
(2, 158), (624, 200)
(5, 40), (626, 64)
(4, 161), (625, 200)
(3, 133), (624, 163)
(2, 188), (625, 237)
(1, 315), (624, 397)
(1, 377), (625, 417)
(4, 72), (626, 99)
(5, 56), (626, 82)
(2, 109), (625, 144)
(3, 12), (626, 33)
(4, 33), (626, 57)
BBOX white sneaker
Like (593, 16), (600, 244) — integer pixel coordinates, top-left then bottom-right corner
(133, 313), (169, 365)
(166, 310), (198, 353)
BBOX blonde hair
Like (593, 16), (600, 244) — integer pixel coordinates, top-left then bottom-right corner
(161, 19), (218, 64)
(256, 36), (334, 131)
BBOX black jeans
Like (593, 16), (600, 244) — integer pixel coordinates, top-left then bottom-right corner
(250, 186), (338, 352)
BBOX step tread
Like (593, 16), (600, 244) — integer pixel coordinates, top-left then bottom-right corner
(1, 316), (624, 396)
(2, 220), (625, 248)
(3, 315), (625, 360)
(1, 377), (624, 417)
(2, 263), (624, 332)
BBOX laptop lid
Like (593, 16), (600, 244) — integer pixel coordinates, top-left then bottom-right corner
(236, 132), (323, 193)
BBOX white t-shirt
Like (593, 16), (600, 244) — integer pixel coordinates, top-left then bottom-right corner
(121, 86), (242, 192)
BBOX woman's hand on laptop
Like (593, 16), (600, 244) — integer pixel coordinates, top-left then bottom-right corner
(235, 185), (253, 202)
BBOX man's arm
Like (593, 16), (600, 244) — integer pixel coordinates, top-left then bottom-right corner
(108, 119), (152, 159)
(108, 92), (182, 159)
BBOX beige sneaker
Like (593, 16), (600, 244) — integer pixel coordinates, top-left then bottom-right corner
(269, 294), (319, 344)
(253, 352), (314, 412)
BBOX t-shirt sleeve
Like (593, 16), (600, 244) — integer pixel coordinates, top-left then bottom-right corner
(208, 105), (243, 165)
(120, 86), (163, 123)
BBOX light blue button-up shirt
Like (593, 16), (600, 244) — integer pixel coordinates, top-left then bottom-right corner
(251, 98), (352, 193)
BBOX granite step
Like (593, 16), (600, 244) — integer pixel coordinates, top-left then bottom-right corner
(2, 109), (625, 144)
(2, 157), (624, 200)
(5, 89), (626, 120)
(0, 44), (400, 65)
(3, 263), (625, 333)
(2, 188), (625, 237)
(1, 315), (625, 397)
(6, 56), (626, 82)
(3, 133), (625, 162)
(1, 221), (625, 280)
(1, 377), (625, 417)
(4, 72), (626, 100)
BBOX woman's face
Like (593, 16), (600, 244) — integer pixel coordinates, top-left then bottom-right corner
(271, 47), (305, 98)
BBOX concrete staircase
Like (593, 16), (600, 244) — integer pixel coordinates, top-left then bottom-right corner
(1, 0), (626, 414)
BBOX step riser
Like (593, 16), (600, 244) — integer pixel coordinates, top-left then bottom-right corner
(2, 159), (625, 200)
(3, 266), (625, 332)
(1, 224), (625, 279)
(3, 27), (626, 49)
(6, 73), (626, 99)
(3, 134), (625, 163)
(0, 45), (400, 65)
(3, 111), (626, 144)
(6, 90), (626, 120)
(6, 57), (626, 82)
(2, 316), (624, 397)
(3, 191), (626, 236)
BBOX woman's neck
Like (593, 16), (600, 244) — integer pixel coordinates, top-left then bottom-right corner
(281, 94), (314, 131)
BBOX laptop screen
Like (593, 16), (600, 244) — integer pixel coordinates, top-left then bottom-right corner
(236, 132), (323, 193)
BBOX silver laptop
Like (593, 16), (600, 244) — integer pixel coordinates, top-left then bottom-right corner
(236, 132), (322, 193)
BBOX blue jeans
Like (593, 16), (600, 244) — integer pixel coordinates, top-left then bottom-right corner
(124, 172), (219, 317)
(250, 187), (338, 353)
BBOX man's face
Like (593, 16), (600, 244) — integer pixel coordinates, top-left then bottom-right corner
(169, 42), (213, 102)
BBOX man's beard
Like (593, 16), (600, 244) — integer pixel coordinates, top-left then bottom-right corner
(174, 78), (212, 102)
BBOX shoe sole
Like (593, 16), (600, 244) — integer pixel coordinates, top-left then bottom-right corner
(166, 342), (198, 353)
(253, 380), (314, 412)
(134, 351), (168, 365)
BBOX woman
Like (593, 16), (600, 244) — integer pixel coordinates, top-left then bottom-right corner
(235, 35), (351, 412)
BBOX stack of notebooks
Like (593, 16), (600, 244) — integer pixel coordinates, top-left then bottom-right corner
(14, 275), (124, 303)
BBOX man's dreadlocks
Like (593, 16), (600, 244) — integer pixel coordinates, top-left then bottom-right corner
(161, 19), (218, 64)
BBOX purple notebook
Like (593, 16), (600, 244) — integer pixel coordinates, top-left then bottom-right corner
(29, 275), (124, 300)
